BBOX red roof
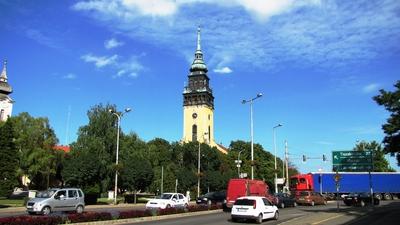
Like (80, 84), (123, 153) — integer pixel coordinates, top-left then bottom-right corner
(53, 145), (70, 153)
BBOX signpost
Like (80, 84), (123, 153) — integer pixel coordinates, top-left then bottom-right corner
(332, 150), (373, 172)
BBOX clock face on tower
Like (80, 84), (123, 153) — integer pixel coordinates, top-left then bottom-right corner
(192, 113), (198, 119)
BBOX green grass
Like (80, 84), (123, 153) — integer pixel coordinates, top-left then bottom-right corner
(0, 197), (25, 207)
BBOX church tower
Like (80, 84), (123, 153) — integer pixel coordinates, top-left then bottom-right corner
(183, 28), (226, 153)
(0, 60), (13, 121)
(183, 27), (214, 144)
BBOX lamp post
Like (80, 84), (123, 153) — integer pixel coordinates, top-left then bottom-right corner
(197, 132), (208, 198)
(109, 107), (131, 205)
(273, 124), (282, 193)
(242, 93), (263, 180)
(235, 150), (244, 178)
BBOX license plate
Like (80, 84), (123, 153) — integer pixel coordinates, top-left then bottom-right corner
(299, 198), (304, 200)
(237, 208), (247, 212)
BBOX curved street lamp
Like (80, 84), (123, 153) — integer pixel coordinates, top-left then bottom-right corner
(109, 107), (131, 205)
(273, 123), (283, 193)
(242, 93), (263, 180)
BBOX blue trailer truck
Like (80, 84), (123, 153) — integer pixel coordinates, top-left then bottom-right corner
(290, 172), (400, 200)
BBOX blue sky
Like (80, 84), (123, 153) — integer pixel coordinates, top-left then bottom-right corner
(1, 0), (399, 173)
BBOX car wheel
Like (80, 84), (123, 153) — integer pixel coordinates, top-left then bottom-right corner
(280, 202), (285, 208)
(274, 211), (279, 220)
(311, 201), (315, 206)
(360, 200), (365, 207)
(76, 205), (84, 214)
(384, 193), (392, 200)
(28, 212), (36, 215)
(293, 202), (297, 207)
(256, 213), (263, 224)
(42, 206), (51, 215)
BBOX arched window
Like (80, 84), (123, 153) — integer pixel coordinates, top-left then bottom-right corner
(192, 124), (197, 142)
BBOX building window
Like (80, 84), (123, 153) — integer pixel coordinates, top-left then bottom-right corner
(0, 109), (4, 121)
(208, 126), (211, 141)
(192, 124), (197, 142)
(208, 114), (210, 120)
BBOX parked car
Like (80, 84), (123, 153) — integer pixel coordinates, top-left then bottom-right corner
(295, 191), (327, 206)
(145, 193), (188, 210)
(231, 196), (279, 224)
(26, 188), (85, 215)
(225, 179), (277, 211)
(343, 192), (380, 207)
(274, 192), (297, 208)
(196, 191), (226, 205)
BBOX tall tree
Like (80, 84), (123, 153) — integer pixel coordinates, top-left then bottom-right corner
(10, 112), (58, 189)
(0, 120), (18, 196)
(373, 80), (400, 165)
(353, 140), (395, 172)
(63, 103), (117, 194)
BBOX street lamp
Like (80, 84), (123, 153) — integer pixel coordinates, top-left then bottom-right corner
(235, 150), (244, 178)
(273, 124), (282, 193)
(109, 107), (131, 205)
(242, 93), (263, 180)
(197, 132), (208, 198)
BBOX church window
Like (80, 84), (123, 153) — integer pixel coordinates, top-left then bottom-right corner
(0, 109), (4, 121)
(208, 126), (211, 141)
(208, 114), (210, 120)
(192, 124), (197, 142)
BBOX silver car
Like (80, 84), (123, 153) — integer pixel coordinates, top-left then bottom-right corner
(26, 188), (85, 215)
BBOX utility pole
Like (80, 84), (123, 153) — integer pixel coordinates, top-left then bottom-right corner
(284, 140), (289, 192)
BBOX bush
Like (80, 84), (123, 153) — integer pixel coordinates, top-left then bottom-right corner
(84, 193), (98, 205)
(67, 212), (112, 223)
(119, 210), (152, 219)
(124, 194), (135, 203)
(0, 215), (63, 225)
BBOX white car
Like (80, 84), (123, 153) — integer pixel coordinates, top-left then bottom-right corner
(231, 196), (279, 224)
(146, 193), (189, 210)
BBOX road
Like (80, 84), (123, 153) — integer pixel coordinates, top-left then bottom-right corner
(117, 200), (400, 225)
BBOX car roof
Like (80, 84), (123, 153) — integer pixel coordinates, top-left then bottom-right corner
(237, 196), (265, 200)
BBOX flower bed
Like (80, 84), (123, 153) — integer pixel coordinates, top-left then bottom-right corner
(0, 204), (222, 224)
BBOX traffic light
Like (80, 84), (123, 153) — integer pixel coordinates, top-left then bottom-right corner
(302, 155), (306, 162)
(323, 154), (327, 161)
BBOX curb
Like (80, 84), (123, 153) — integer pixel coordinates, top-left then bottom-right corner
(73, 209), (222, 225)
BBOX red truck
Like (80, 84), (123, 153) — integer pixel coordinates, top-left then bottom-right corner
(224, 178), (277, 210)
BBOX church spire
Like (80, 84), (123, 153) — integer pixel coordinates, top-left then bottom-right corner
(0, 60), (7, 82)
(197, 27), (201, 51)
(190, 27), (207, 73)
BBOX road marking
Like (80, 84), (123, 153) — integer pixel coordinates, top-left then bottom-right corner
(311, 214), (343, 225)
(277, 214), (307, 224)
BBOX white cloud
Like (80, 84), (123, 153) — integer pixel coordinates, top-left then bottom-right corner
(81, 54), (118, 68)
(363, 83), (380, 93)
(105, 38), (124, 49)
(81, 53), (144, 78)
(72, 0), (400, 71)
(213, 67), (232, 74)
(63, 73), (77, 79)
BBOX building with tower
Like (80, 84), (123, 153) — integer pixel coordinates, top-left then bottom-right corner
(0, 60), (13, 121)
(182, 28), (227, 154)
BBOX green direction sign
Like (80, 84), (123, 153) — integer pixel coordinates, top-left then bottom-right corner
(332, 151), (373, 172)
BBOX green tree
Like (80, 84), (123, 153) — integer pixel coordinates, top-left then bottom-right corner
(373, 80), (400, 165)
(0, 120), (18, 196)
(120, 154), (153, 192)
(63, 103), (117, 194)
(354, 140), (395, 172)
(10, 112), (58, 189)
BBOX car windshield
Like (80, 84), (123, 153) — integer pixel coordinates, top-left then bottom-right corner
(299, 192), (310, 196)
(204, 192), (215, 198)
(348, 193), (359, 197)
(36, 190), (56, 198)
(157, 194), (172, 199)
(234, 199), (255, 206)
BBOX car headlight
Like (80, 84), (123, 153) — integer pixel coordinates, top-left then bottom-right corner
(204, 198), (208, 201)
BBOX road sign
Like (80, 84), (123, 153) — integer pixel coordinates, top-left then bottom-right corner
(332, 150), (373, 172)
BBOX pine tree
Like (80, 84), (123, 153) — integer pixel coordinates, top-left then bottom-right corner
(0, 120), (19, 197)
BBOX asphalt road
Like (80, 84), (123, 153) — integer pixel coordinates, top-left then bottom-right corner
(116, 200), (400, 225)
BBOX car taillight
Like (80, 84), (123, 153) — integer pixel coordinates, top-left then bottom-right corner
(253, 201), (256, 209)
